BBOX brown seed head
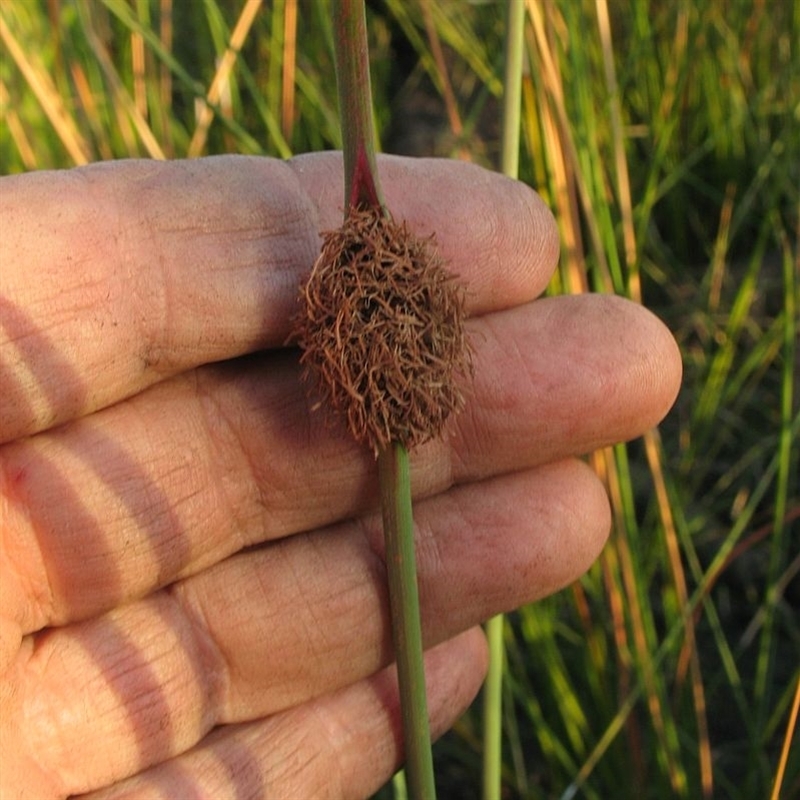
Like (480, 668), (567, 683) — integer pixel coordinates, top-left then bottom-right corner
(291, 205), (471, 455)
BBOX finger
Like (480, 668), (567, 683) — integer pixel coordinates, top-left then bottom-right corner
(83, 629), (487, 800)
(0, 154), (557, 441)
(1, 293), (679, 637)
(290, 151), (558, 311)
(12, 461), (607, 795)
(2, 293), (680, 636)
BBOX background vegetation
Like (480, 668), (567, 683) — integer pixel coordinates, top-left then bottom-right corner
(1, 0), (797, 797)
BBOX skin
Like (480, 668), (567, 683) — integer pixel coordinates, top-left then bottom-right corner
(0, 153), (682, 799)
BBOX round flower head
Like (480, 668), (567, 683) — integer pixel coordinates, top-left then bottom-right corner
(291, 205), (471, 455)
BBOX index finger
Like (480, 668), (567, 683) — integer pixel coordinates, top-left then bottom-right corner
(0, 153), (557, 442)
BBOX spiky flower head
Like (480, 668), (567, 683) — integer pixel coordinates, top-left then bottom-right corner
(291, 205), (471, 455)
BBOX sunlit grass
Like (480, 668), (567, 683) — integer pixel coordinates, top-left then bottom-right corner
(1, 1), (797, 798)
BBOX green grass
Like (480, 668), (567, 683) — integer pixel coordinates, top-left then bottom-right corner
(2, 1), (798, 798)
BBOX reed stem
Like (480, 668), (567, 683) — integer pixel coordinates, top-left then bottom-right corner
(483, 3), (525, 798)
(332, 2), (436, 797)
(378, 443), (437, 800)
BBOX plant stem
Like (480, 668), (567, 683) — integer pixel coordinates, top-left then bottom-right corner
(332, 2), (436, 797)
(483, 3), (525, 799)
(333, 0), (383, 210)
(500, 0), (525, 179)
(481, 617), (504, 800)
(379, 443), (437, 800)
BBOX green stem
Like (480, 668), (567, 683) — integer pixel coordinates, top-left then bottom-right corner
(483, 3), (525, 798)
(379, 443), (437, 800)
(500, 0), (525, 179)
(332, 0), (383, 210)
(332, 2), (436, 797)
(482, 615), (504, 800)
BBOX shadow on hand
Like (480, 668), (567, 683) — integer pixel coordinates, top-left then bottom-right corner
(1, 297), (266, 797)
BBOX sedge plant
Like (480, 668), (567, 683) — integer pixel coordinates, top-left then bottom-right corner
(290, 2), (470, 798)
(481, 2), (526, 800)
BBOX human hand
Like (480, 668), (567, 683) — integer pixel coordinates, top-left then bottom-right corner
(0, 154), (681, 798)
